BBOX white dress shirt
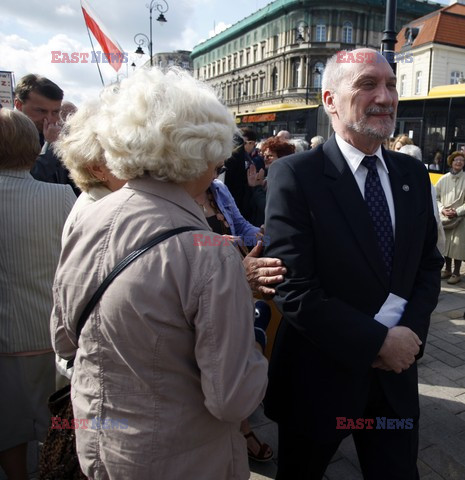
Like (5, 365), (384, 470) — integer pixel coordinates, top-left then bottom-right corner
(335, 134), (396, 234)
(334, 135), (405, 327)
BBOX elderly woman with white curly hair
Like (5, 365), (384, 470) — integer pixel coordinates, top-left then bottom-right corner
(51, 68), (268, 479)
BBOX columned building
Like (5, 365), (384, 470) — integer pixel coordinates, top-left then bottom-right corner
(191, 0), (441, 115)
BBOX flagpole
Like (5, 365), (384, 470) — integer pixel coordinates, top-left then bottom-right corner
(85, 24), (105, 87)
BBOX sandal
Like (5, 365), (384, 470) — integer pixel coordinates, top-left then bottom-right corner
(244, 430), (273, 462)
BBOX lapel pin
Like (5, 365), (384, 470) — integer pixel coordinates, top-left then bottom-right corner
(402, 185), (410, 192)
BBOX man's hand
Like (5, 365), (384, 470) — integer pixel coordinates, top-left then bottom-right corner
(43, 118), (61, 143)
(242, 241), (286, 296)
(372, 326), (422, 374)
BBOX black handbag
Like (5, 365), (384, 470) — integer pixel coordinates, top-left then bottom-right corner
(40, 226), (201, 479)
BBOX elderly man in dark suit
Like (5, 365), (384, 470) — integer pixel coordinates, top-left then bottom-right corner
(264, 48), (444, 480)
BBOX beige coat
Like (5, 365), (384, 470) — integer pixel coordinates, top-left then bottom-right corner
(436, 170), (465, 260)
(51, 176), (268, 479)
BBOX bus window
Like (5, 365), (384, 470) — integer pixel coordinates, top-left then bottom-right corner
(448, 97), (465, 155)
(423, 98), (449, 172)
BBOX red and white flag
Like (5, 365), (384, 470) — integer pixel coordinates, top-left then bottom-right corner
(81, 0), (125, 72)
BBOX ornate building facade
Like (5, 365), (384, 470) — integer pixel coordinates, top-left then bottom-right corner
(191, 0), (441, 114)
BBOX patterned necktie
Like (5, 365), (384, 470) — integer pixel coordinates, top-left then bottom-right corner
(362, 155), (394, 276)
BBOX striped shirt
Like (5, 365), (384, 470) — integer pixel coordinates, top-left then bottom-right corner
(0, 169), (75, 353)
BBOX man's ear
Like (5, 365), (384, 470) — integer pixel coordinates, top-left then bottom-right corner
(14, 98), (23, 111)
(323, 90), (336, 113)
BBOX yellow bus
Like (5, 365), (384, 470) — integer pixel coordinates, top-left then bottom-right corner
(236, 84), (465, 183)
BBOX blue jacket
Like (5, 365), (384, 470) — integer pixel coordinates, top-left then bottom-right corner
(210, 179), (260, 244)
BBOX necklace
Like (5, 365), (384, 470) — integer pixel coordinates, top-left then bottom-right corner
(195, 193), (209, 213)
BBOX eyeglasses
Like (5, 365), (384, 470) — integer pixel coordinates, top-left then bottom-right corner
(264, 153), (276, 159)
(215, 166), (226, 176)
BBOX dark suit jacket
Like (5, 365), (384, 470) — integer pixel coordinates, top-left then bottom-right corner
(263, 134), (443, 442)
(31, 136), (80, 196)
(224, 144), (249, 215)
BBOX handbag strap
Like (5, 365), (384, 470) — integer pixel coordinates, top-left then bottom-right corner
(67, 226), (202, 368)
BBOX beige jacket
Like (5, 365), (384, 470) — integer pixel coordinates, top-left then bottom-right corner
(51, 176), (268, 479)
(436, 170), (465, 260)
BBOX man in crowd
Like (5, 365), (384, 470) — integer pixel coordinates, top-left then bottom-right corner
(264, 48), (443, 479)
(14, 74), (79, 195)
(224, 127), (258, 216)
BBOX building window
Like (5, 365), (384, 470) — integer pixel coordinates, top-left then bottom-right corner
(271, 67), (278, 91)
(273, 35), (279, 52)
(316, 22), (326, 42)
(313, 62), (324, 88)
(415, 71), (422, 94)
(291, 58), (301, 88)
(253, 45), (258, 62)
(228, 57), (231, 71)
(260, 76), (265, 93)
(261, 43), (266, 59)
(252, 78), (257, 95)
(342, 22), (353, 43)
(239, 53), (243, 67)
(451, 71), (463, 85)
(246, 49), (250, 64)
(400, 74), (406, 96)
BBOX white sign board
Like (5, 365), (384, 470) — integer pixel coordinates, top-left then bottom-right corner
(0, 71), (15, 110)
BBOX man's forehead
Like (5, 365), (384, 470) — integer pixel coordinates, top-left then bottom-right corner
(346, 61), (396, 83)
(27, 91), (62, 107)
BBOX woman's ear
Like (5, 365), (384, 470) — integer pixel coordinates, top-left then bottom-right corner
(86, 163), (106, 181)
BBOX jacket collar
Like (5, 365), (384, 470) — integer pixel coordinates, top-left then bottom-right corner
(125, 175), (210, 228)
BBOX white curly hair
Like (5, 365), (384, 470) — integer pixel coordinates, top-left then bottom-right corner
(95, 67), (237, 183)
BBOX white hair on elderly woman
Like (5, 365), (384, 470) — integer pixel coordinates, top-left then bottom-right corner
(96, 67), (237, 183)
(54, 101), (106, 192)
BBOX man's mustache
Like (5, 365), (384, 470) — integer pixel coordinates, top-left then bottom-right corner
(365, 106), (395, 115)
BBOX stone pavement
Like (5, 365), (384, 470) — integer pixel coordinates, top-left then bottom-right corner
(249, 277), (465, 480)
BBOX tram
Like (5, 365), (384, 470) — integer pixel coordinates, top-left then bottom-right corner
(236, 83), (465, 183)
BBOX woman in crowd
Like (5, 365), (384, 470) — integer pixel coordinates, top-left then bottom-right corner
(55, 101), (126, 241)
(51, 68), (269, 479)
(195, 172), (261, 250)
(436, 151), (465, 284)
(0, 109), (75, 478)
(392, 133), (414, 151)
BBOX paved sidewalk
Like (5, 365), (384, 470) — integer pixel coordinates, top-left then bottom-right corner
(250, 278), (465, 480)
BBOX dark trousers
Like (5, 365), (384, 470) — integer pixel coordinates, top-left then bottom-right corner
(276, 379), (420, 480)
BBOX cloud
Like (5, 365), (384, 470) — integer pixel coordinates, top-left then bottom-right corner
(208, 21), (231, 38)
(56, 5), (76, 16)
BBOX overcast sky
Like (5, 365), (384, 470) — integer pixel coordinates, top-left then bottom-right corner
(0, 0), (271, 104)
(0, 0), (449, 105)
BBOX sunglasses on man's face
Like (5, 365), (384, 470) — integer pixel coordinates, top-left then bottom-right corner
(216, 166), (226, 176)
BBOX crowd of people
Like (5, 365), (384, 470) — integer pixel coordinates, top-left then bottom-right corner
(0, 46), (458, 480)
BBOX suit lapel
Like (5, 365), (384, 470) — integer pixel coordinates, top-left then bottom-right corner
(322, 136), (390, 290)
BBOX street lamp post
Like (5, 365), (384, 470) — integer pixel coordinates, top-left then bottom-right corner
(381, 0), (397, 73)
(134, 0), (169, 67)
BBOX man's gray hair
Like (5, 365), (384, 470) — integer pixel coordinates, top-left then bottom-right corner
(399, 144), (422, 162)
